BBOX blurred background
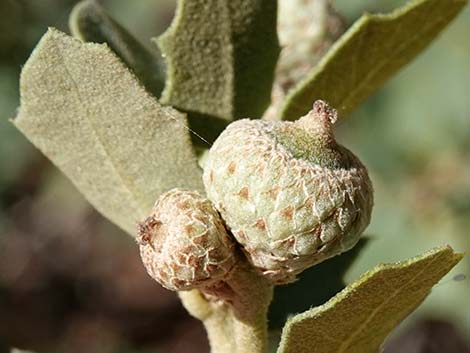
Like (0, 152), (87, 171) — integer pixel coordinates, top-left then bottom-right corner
(0, 0), (468, 352)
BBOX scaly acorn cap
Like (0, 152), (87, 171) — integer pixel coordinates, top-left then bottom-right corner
(203, 100), (373, 283)
(137, 188), (236, 291)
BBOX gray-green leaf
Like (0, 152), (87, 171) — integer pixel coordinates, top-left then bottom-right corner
(69, 0), (166, 98)
(280, 0), (467, 120)
(14, 28), (203, 235)
(157, 0), (280, 122)
(277, 245), (463, 353)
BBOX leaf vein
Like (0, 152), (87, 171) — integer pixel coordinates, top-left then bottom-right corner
(52, 40), (146, 218)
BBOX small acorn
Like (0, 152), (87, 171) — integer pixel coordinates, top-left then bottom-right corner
(203, 101), (373, 283)
(137, 188), (236, 291)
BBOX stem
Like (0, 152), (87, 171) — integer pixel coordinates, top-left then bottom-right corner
(179, 291), (234, 353)
(179, 262), (273, 353)
(231, 307), (269, 353)
(204, 305), (234, 353)
(227, 262), (272, 353)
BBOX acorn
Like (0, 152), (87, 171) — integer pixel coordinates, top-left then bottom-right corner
(264, 0), (345, 120)
(203, 101), (373, 283)
(275, 0), (345, 92)
(137, 188), (236, 291)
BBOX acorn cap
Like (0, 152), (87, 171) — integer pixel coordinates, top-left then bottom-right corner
(203, 101), (373, 283)
(138, 189), (236, 291)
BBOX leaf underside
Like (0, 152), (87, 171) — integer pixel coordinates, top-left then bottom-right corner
(157, 0), (280, 124)
(69, 0), (166, 98)
(280, 0), (468, 120)
(277, 245), (463, 353)
(14, 29), (204, 235)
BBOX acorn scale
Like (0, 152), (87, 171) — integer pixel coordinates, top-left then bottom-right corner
(137, 188), (236, 291)
(203, 101), (373, 283)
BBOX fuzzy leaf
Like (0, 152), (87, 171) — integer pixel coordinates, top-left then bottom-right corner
(157, 0), (279, 123)
(69, 0), (165, 98)
(14, 28), (204, 235)
(277, 245), (463, 353)
(280, 0), (467, 120)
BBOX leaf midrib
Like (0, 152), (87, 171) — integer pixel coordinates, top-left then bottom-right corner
(52, 40), (146, 219)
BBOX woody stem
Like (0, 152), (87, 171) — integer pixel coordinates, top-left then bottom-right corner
(179, 263), (273, 353)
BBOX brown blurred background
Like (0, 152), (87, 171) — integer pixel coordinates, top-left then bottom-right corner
(0, 1), (469, 352)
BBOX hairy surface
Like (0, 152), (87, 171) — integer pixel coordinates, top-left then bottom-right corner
(204, 102), (373, 283)
(138, 189), (236, 291)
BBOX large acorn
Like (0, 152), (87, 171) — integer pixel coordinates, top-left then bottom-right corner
(203, 101), (373, 283)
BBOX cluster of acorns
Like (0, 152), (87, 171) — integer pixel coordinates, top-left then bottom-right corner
(137, 101), (373, 291)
